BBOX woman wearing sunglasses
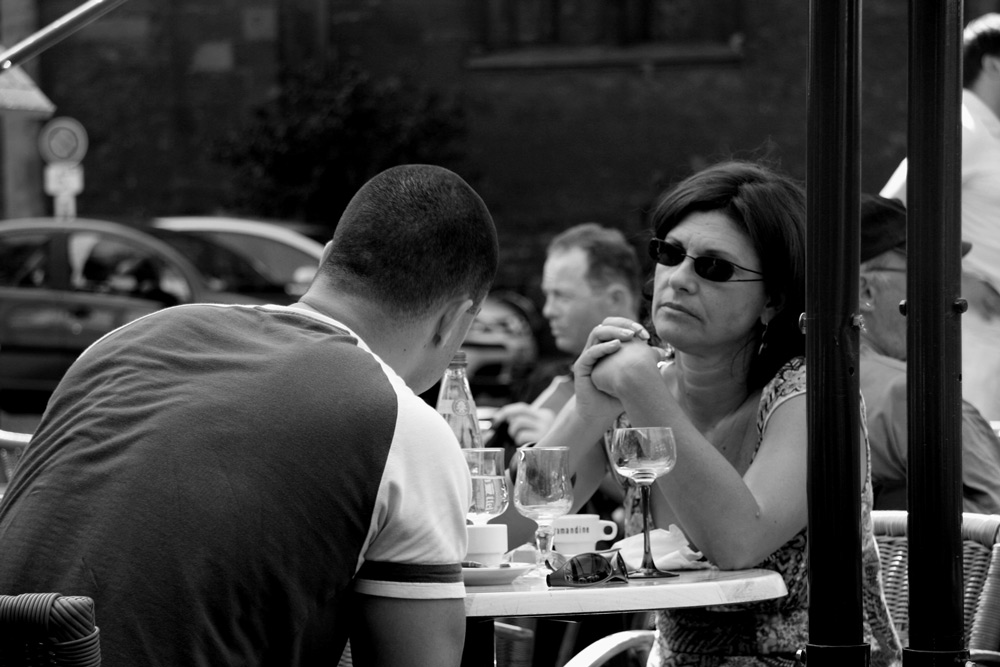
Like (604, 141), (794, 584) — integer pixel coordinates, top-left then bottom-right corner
(534, 161), (900, 666)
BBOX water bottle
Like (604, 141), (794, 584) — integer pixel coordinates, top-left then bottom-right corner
(436, 351), (483, 449)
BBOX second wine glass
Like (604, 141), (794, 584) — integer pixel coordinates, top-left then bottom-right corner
(513, 446), (573, 579)
(608, 426), (678, 578)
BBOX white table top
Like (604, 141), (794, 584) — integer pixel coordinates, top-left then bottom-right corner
(465, 567), (787, 619)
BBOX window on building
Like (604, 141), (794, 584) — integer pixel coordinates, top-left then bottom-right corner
(471, 0), (744, 69)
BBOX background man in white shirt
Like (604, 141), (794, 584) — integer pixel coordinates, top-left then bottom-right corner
(881, 12), (1000, 419)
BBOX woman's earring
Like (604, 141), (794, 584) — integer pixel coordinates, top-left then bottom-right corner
(656, 345), (675, 370)
(757, 321), (769, 356)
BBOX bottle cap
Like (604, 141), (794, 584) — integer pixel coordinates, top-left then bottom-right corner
(451, 350), (467, 365)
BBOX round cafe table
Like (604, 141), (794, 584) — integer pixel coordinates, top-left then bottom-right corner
(461, 567), (788, 667)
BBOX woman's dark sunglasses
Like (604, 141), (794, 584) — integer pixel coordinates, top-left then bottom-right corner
(547, 551), (631, 588)
(648, 238), (765, 283)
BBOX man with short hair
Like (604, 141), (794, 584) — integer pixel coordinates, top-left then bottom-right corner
(881, 12), (1000, 420)
(0, 164), (498, 667)
(859, 194), (1000, 513)
(492, 222), (642, 446)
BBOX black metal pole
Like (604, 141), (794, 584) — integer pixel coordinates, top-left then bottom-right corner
(804, 0), (868, 664)
(903, 0), (966, 665)
(0, 0), (131, 70)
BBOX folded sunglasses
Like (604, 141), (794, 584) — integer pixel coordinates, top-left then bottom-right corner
(546, 550), (631, 588)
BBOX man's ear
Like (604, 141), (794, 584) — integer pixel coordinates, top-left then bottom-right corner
(432, 296), (475, 348)
(605, 283), (633, 312)
(984, 54), (1000, 78)
(859, 274), (876, 311)
(319, 241), (334, 265)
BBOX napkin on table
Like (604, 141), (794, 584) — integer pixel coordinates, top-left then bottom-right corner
(505, 542), (539, 564)
(614, 525), (712, 571)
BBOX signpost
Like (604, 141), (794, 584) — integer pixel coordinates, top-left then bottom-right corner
(38, 116), (87, 220)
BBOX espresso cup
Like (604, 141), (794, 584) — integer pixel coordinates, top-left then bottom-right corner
(552, 514), (618, 555)
(465, 524), (508, 567)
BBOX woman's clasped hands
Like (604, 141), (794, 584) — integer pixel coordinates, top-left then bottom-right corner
(573, 317), (667, 415)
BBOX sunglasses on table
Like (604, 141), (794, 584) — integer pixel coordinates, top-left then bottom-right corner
(547, 550), (631, 588)
(648, 238), (765, 283)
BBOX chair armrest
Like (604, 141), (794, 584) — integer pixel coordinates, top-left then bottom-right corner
(562, 630), (655, 667)
(0, 430), (31, 448)
(970, 648), (1000, 665)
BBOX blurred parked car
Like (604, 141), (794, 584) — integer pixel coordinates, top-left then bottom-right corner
(0, 214), (540, 411)
(462, 290), (539, 396)
(0, 217), (254, 398)
(150, 217), (327, 303)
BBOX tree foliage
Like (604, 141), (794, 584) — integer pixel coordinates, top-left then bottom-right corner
(213, 61), (468, 226)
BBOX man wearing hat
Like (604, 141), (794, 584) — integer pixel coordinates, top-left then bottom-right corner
(859, 193), (1000, 513)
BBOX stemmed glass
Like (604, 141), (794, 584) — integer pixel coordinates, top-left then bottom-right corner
(608, 427), (678, 578)
(512, 446), (573, 579)
(462, 448), (509, 526)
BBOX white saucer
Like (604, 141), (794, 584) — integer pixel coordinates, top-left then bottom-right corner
(462, 563), (532, 586)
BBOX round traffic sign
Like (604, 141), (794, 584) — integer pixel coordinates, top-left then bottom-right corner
(38, 116), (88, 165)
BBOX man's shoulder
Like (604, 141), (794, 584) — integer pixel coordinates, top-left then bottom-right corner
(964, 89), (1000, 123)
(859, 348), (908, 403)
(860, 348), (907, 376)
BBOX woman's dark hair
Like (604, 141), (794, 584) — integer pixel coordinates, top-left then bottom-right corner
(649, 160), (806, 391)
(318, 164), (498, 319)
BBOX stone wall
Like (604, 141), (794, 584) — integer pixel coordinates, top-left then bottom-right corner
(324, 0), (912, 294)
(30, 0), (284, 218)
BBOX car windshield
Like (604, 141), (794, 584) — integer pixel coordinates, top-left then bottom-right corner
(195, 232), (319, 285)
(148, 230), (284, 294)
(68, 231), (192, 304)
(0, 232), (50, 289)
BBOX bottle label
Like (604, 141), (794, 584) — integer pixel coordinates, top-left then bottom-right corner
(470, 476), (504, 517)
(440, 398), (471, 417)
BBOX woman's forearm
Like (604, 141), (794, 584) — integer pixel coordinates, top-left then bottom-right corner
(536, 395), (613, 474)
(621, 384), (807, 568)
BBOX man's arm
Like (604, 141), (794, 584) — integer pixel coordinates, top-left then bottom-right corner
(491, 374), (574, 446)
(960, 399), (1000, 514)
(491, 402), (557, 446)
(962, 270), (1000, 321)
(350, 595), (466, 667)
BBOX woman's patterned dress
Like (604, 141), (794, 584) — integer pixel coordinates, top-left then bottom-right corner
(607, 358), (902, 667)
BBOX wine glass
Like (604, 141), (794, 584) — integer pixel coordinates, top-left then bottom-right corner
(512, 446), (573, 579)
(462, 448), (509, 526)
(608, 427), (678, 578)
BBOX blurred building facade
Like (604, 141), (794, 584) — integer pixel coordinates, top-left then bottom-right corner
(1, 0), (998, 294)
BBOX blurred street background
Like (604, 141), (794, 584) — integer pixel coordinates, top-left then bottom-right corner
(3, 0), (999, 426)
